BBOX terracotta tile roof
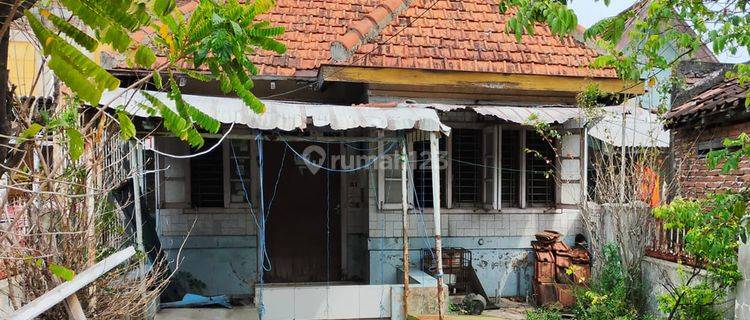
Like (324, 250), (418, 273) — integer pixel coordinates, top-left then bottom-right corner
(120, 0), (616, 79)
(665, 76), (748, 124)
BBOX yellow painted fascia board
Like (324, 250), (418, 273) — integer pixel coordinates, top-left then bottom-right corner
(320, 65), (644, 94)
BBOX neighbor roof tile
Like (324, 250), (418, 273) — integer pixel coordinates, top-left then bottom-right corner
(666, 76), (748, 123)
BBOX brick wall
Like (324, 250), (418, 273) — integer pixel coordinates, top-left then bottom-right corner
(672, 121), (750, 199)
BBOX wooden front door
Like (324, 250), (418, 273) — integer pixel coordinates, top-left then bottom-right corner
(263, 141), (341, 283)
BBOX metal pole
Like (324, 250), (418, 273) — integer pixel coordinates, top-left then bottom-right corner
(256, 134), (266, 320)
(129, 141), (145, 274)
(429, 132), (445, 319)
(619, 107), (627, 203)
(400, 138), (410, 317)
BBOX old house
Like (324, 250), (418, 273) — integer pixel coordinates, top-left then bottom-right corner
(664, 64), (746, 198)
(101, 0), (638, 318)
(646, 62), (746, 318)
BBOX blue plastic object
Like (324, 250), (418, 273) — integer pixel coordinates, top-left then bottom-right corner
(160, 294), (232, 309)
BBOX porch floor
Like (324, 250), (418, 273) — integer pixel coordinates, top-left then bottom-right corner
(155, 306), (258, 320)
(481, 298), (532, 320)
(153, 297), (529, 320)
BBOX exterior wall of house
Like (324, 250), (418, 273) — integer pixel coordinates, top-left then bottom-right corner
(366, 117), (586, 298)
(155, 137), (258, 296)
(153, 116), (587, 299)
(366, 193), (584, 297)
(672, 121), (750, 199)
(154, 134), (372, 295)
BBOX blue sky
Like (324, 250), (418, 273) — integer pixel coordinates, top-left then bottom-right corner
(568, 0), (749, 63)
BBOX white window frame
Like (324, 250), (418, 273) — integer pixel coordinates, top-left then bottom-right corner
(377, 132), (412, 210)
(482, 125), (499, 210)
(226, 138), (257, 209)
(379, 125), (479, 211)
(183, 138), (257, 211)
(519, 128), (527, 209)
(375, 124), (558, 212)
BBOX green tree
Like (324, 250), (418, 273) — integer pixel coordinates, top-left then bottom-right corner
(500, 1), (750, 318)
(0, 1), (285, 317)
(499, 0), (749, 95)
(0, 0), (285, 177)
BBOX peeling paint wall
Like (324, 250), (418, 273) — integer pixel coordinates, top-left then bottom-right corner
(365, 155), (585, 298)
(154, 121), (586, 299)
(642, 257), (735, 319)
(363, 118), (586, 298)
(156, 137), (259, 296)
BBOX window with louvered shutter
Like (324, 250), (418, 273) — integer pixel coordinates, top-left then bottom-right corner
(190, 139), (225, 208)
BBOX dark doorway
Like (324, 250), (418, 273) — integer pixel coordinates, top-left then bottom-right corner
(263, 141), (342, 283)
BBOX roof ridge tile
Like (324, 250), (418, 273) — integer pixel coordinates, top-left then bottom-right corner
(331, 0), (414, 62)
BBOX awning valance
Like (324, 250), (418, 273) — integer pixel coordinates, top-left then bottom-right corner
(400, 102), (582, 124)
(100, 89), (450, 134)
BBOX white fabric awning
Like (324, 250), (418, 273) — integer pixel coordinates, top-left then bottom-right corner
(100, 89), (450, 134)
(400, 102), (582, 124)
(588, 99), (669, 148)
(400, 100), (668, 148)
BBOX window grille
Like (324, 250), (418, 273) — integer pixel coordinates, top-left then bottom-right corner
(501, 129), (521, 207)
(190, 139), (225, 207)
(525, 131), (555, 207)
(482, 127), (497, 208)
(452, 129), (483, 205)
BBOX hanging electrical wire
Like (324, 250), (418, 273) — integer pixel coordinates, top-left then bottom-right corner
(145, 122), (236, 159)
(280, 138), (399, 173)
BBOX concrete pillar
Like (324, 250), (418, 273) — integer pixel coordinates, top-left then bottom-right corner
(735, 242), (750, 319)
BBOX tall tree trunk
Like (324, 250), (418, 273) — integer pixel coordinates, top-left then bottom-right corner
(0, 29), (14, 179)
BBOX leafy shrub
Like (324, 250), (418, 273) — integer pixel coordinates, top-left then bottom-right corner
(657, 281), (724, 320)
(572, 243), (640, 320)
(525, 308), (562, 320)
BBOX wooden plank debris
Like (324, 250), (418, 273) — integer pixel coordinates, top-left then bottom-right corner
(9, 246), (136, 320)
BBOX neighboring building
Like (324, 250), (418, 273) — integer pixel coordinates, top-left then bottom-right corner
(645, 63), (747, 319)
(103, 0), (638, 318)
(665, 63), (749, 199)
(613, 0), (718, 111)
(6, 19), (56, 98)
(1, 18), (56, 242)
(581, 2), (716, 206)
